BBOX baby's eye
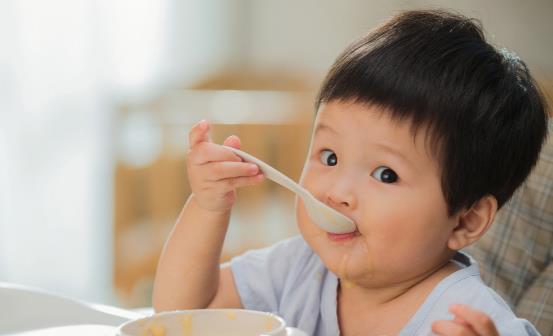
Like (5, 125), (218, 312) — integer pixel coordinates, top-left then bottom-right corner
(371, 166), (398, 183)
(319, 149), (338, 166)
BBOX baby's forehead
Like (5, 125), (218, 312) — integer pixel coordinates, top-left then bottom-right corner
(315, 101), (430, 138)
(314, 101), (443, 163)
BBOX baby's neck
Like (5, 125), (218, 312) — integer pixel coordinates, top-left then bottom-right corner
(337, 260), (459, 335)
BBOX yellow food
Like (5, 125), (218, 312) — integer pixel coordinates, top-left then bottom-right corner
(182, 314), (193, 336)
(265, 316), (274, 332)
(143, 323), (165, 336)
(224, 311), (237, 320)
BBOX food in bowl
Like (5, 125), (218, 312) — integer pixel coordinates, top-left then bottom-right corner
(118, 309), (292, 336)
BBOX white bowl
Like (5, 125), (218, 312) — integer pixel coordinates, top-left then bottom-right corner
(117, 309), (307, 336)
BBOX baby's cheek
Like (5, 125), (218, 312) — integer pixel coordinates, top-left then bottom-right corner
(352, 238), (375, 278)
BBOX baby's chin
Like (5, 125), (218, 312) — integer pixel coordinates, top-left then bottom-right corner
(325, 256), (377, 286)
(305, 235), (374, 280)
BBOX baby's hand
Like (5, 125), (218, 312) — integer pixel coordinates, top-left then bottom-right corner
(432, 304), (499, 336)
(186, 120), (264, 213)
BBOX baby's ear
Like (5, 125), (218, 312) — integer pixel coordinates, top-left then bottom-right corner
(447, 195), (498, 250)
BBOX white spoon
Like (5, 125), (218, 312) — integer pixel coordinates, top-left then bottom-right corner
(223, 146), (356, 234)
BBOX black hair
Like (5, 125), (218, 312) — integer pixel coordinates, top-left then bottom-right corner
(316, 9), (549, 215)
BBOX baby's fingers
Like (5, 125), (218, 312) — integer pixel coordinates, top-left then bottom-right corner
(448, 305), (499, 336)
(188, 120), (211, 147)
(432, 305), (499, 336)
(205, 161), (260, 181)
(188, 142), (242, 165)
(432, 320), (476, 336)
(219, 174), (265, 190)
(223, 134), (241, 149)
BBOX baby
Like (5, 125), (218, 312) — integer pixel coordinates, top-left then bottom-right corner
(153, 10), (548, 336)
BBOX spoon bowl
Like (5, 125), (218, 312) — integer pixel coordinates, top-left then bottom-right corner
(223, 146), (356, 234)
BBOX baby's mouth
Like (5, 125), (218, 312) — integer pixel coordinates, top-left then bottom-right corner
(327, 229), (360, 242)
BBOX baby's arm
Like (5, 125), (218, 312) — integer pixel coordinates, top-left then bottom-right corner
(432, 304), (499, 336)
(152, 120), (264, 312)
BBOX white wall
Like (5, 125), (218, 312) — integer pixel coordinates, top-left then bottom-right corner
(163, 0), (252, 87)
(247, 0), (553, 80)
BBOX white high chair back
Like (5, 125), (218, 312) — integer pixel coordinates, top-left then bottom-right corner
(0, 282), (142, 334)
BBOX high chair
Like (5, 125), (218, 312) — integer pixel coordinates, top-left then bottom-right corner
(465, 121), (553, 336)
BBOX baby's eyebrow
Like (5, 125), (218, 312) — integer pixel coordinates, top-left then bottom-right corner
(375, 142), (414, 167)
(314, 123), (338, 136)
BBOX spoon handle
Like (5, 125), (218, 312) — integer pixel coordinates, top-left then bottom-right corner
(222, 146), (310, 199)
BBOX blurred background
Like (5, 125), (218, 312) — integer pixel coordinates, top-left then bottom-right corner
(0, 0), (551, 309)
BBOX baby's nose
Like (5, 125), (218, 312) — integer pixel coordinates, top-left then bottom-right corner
(325, 183), (357, 210)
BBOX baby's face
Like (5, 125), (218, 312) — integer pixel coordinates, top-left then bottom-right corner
(296, 100), (460, 287)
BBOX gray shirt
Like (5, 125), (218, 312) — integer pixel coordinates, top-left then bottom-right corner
(230, 235), (540, 336)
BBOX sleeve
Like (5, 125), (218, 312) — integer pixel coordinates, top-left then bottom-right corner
(228, 236), (305, 313)
(497, 318), (542, 336)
